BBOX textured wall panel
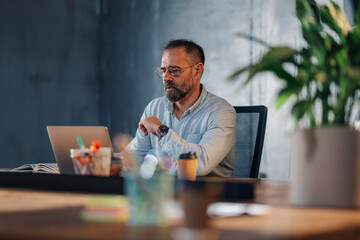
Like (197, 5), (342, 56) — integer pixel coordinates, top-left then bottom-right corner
(0, 0), (98, 167)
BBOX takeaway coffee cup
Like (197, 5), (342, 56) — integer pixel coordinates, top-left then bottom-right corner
(177, 152), (197, 181)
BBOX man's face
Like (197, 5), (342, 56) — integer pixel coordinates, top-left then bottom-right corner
(161, 47), (195, 102)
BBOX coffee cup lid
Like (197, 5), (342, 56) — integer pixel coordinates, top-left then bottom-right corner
(178, 152), (197, 159)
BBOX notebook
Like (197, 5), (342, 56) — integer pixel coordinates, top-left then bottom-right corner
(47, 126), (113, 174)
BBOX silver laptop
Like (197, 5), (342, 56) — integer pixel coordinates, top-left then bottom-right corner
(46, 126), (113, 174)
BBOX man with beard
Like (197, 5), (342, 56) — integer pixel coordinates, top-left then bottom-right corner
(128, 39), (236, 177)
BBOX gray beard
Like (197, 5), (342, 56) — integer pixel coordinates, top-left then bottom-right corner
(166, 89), (187, 102)
(164, 81), (192, 102)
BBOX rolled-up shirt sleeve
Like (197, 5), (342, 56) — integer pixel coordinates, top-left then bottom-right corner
(127, 113), (152, 163)
(159, 106), (236, 176)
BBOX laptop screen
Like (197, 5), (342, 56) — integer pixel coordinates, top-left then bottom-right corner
(47, 126), (113, 174)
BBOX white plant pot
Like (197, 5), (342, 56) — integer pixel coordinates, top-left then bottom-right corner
(290, 127), (360, 208)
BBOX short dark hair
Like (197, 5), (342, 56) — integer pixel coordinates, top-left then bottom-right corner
(164, 39), (205, 65)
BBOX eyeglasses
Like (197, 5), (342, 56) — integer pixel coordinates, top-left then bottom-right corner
(155, 64), (195, 78)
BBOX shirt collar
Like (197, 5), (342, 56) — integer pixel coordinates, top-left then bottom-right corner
(166, 84), (207, 116)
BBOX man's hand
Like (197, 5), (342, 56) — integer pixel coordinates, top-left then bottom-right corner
(139, 116), (163, 136)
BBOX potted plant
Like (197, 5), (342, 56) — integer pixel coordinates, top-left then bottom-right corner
(230, 0), (360, 208)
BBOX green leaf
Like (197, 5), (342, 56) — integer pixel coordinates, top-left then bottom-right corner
(228, 65), (252, 81)
(346, 67), (360, 85)
(347, 27), (360, 64)
(296, 0), (316, 23)
(234, 32), (270, 48)
(291, 100), (310, 120)
(270, 67), (304, 97)
(355, 0), (360, 25)
(276, 88), (294, 110)
(228, 47), (297, 85)
(319, 6), (345, 42)
(255, 47), (297, 70)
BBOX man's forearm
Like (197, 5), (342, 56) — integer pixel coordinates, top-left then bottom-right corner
(159, 126), (236, 175)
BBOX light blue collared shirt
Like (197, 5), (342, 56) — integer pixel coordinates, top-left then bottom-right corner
(128, 85), (236, 177)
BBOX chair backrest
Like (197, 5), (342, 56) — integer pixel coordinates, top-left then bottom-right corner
(233, 105), (267, 178)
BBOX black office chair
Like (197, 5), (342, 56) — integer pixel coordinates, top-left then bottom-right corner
(233, 105), (267, 178)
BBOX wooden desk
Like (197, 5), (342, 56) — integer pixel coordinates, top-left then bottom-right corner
(0, 179), (359, 239)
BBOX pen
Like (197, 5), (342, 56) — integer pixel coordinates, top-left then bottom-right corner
(90, 140), (102, 154)
(73, 152), (86, 166)
(77, 136), (86, 150)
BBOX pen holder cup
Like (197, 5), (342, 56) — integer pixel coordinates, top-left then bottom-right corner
(70, 147), (112, 176)
(92, 147), (112, 176)
(70, 149), (92, 175)
(125, 173), (174, 226)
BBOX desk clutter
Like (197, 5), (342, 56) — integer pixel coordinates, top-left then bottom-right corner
(3, 135), (256, 233)
(70, 137), (113, 176)
(11, 136), (121, 176)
